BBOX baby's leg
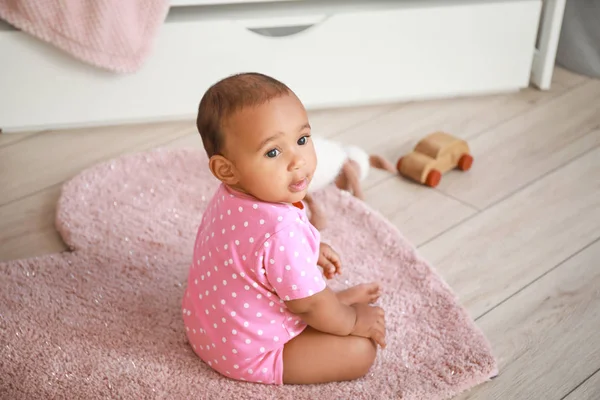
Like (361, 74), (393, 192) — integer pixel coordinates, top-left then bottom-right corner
(282, 326), (377, 384)
(336, 282), (381, 306)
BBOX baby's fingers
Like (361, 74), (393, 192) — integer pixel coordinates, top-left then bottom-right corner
(372, 330), (386, 349)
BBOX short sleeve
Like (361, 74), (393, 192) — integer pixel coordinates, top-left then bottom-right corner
(262, 221), (326, 301)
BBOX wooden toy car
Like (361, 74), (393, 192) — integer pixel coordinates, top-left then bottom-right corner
(396, 132), (473, 187)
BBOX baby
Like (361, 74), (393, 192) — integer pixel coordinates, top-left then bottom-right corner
(182, 73), (386, 385)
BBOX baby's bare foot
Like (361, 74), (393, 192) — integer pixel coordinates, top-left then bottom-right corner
(337, 283), (381, 306)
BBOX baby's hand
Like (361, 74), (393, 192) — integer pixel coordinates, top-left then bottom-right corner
(318, 243), (341, 279)
(350, 303), (386, 348)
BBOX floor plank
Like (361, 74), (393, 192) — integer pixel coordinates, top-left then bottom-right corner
(363, 175), (476, 246)
(563, 369), (600, 400)
(0, 130), (43, 148)
(456, 239), (600, 400)
(438, 80), (600, 209)
(307, 103), (397, 138)
(0, 120), (196, 207)
(0, 185), (67, 261)
(418, 146), (600, 318)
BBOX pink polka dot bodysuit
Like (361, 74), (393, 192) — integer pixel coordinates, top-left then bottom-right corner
(182, 183), (326, 384)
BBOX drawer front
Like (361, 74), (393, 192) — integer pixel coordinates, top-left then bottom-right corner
(0, 1), (541, 131)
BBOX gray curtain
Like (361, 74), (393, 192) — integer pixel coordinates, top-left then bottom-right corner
(556, 0), (600, 79)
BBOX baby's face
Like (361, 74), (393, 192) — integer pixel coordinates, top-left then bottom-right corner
(222, 93), (316, 204)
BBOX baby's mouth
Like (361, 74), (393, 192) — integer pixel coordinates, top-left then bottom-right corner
(289, 177), (308, 192)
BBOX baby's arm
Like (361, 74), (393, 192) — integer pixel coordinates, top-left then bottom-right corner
(285, 287), (356, 336)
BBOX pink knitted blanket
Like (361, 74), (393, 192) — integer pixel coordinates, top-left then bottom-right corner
(0, 0), (169, 72)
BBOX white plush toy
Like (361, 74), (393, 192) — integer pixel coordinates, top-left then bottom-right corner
(305, 135), (395, 229)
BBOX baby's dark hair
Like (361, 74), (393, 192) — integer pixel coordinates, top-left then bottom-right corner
(196, 72), (292, 157)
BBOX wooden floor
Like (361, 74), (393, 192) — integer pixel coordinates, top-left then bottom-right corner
(1, 67), (599, 399)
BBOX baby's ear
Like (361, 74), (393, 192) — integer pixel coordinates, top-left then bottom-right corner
(209, 155), (239, 185)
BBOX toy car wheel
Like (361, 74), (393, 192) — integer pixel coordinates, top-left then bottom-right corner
(396, 157), (403, 172)
(425, 169), (442, 187)
(458, 154), (473, 171)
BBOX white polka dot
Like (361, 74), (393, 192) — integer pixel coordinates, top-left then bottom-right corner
(277, 216), (283, 222)
(248, 369), (253, 374)
(244, 285), (250, 290)
(229, 258), (233, 264)
(214, 266), (218, 272)
(205, 309), (209, 315)
(213, 285), (217, 291)
(224, 261), (228, 266)
(269, 259), (275, 264)
(224, 244), (228, 250)
(276, 278), (282, 283)
(244, 221), (248, 227)
(307, 257), (311, 263)
(227, 209), (231, 215)
(294, 252), (299, 257)
(222, 337), (227, 343)
(222, 229), (226, 234)
(232, 349), (238, 354)
(222, 355), (227, 361)
(202, 256), (206, 261)
(232, 292), (237, 298)
(201, 275), (205, 281)
(292, 285), (297, 290)
(256, 312), (262, 317)
(301, 271), (306, 276)
(264, 242), (270, 247)
(245, 339), (251, 344)
(240, 272), (246, 277)
(259, 219), (265, 225)
(232, 273), (237, 279)
(244, 321), (249, 327)
(285, 296), (290, 301)
(269, 301), (274, 306)
(207, 271), (211, 277)
(285, 265), (291, 271)
(212, 304), (216, 310)
(279, 307), (284, 313)
(234, 364), (239, 369)
(314, 276), (319, 282)
(194, 279), (198, 285)
(199, 294), (203, 299)
(274, 336), (279, 342)
(260, 347), (265, 353)
(308, 289), (314, 295)
(222, 280), (227, 286)
(231, 225), (236, 231)
(270, 319), (276, 324)
(208, 361), (212, 366)
(279, 246), (285, 251)
(244, 303), (249, 308)
(262, 368), (268, 373)
(230, 311), (236, 317)
(249, 237), (254, 243)
(232, 329), (237, 335)
(235, 240), (239, 245)
(242, 255), (247, 261)
(239, 207), (243, 212)
(257, 294), (262, 299)
(258, 330), (263, 336)
(220, 215), (223, 220)
(253, 204), (258, 209)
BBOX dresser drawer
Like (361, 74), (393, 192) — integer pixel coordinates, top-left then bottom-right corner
(0, 0), (542, 131)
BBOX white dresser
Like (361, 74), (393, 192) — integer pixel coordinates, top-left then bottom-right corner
(0, 0), (563, 132)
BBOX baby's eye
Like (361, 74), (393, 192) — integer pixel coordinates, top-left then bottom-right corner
(297, 136), (309, 145)
(266, 149), (280, 158)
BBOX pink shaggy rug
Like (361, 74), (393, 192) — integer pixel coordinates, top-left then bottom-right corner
(0, 148), (497, 399)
